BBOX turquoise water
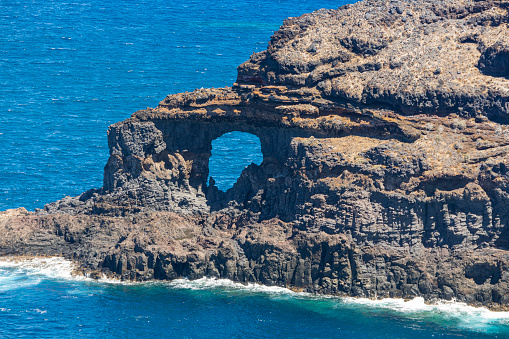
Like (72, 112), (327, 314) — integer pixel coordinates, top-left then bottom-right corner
(0, 258), (508, 338)
(1, 0), (509, 337)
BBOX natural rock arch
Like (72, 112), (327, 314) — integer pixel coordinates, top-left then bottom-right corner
(207, 131), (263, 192)
(103, 118), (313, 215)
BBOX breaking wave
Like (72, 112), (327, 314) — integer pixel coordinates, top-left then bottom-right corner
(165, 278), (509, 332)
(342, 296), (509, 332)
(0, 256), (508, 333)
(0, 256), (81, 291)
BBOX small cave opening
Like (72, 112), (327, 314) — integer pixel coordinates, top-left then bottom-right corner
(207, 131), (263, 192)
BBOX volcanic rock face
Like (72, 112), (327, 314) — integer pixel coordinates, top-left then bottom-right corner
(239, 0), (509, 122)
(2, 0), (509, 310)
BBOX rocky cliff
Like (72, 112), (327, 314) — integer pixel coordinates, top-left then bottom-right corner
(2, 0), (509, 310)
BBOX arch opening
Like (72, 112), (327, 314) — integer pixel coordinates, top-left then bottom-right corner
(207, 131), (263, 192)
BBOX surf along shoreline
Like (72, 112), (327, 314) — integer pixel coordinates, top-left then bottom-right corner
(2, 0), (509, 311)
(2, 254), (509, 318)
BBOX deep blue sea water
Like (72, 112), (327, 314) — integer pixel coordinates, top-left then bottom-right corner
(1, 0), (509, 337)
(0, 0), (334, 209)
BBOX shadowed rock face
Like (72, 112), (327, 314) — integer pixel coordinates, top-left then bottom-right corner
(480, 41), (509, 77)
(2, 0), (509, 310)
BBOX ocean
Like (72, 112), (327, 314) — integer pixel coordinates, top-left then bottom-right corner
(1, 0), (508, 337)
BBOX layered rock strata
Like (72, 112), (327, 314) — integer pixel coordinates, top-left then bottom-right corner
(2, 0), (509, 310)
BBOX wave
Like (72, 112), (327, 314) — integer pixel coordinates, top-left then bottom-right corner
(166, 277), (295, 295)
(342, 296), (509, 332)
(0, 256), (81, 292)
(168, 278), (509, 328)
(344, 295), (509, 318)
(1, 256), (508, 330)
(0, 256), (79, 281)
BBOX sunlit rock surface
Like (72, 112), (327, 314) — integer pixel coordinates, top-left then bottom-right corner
(2, 0), (509, 310)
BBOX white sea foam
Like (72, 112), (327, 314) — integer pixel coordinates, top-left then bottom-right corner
(343, 296), (509, 319)
(170, 279), (509, 315)
(158, 278), (509, 328)
(0, 256), (81, 281)
(0, 256), (508, 329)
(340, 296), (509, 332)
(165, 278), (509, 331)
(166, 277), (299, 297)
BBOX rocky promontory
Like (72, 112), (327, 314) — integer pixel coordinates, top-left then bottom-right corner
(2, 0), (509, 310)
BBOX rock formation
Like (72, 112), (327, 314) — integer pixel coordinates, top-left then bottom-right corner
(2, 0), (509, 310)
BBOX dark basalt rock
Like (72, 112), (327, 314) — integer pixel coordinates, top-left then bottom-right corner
(2, 0), (509, 311)
(479, 41), (509, 78)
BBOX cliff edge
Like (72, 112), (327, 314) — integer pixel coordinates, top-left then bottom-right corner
(2, 0), (509, 310)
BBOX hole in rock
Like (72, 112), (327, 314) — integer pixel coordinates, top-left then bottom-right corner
(208, 131), (263, 192)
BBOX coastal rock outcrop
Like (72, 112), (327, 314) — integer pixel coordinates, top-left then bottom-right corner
(2, 0), (509, 310)
(239, 0), (509, 122)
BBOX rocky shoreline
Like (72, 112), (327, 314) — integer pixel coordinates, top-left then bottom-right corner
(2, 0), (509, 310)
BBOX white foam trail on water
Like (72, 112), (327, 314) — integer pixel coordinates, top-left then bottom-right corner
(166, 277), (297, 295)
(164, 277), (509, 331)
(344, 296), (509, 319)
(1, 256), (508, 330)
(341, 296), (509, 331)
(0, 257), (83, 281)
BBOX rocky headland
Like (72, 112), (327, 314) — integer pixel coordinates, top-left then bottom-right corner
(2, 0), (509, 310)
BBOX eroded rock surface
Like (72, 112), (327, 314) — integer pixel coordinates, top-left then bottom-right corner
(239, 0), (509, 121)
(2, 0), (509, 310)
